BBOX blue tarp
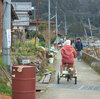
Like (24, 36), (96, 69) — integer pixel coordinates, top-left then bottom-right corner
(82, 43), (87, 47)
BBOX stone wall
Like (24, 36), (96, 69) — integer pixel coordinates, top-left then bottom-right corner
(82, 51), (100, 74)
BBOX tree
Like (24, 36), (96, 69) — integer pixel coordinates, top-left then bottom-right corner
(88, 0), (98, 14)
(39, 23), (56, 47)
(26, 31), (36, 39)
(92, 15), (100, 27)
(69, 22), (84, 37)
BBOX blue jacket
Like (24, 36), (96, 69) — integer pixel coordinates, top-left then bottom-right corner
(75, 42), (83, 51)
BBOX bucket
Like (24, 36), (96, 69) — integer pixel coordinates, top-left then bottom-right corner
(49, 58), (54, 63)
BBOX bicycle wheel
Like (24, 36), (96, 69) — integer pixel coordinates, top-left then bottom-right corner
(57, 73), (60, 84)
(75, 77), (77, 84)
(67, 75), (70, 82)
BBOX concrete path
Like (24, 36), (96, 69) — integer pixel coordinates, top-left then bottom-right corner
(37, 51), (100, 99)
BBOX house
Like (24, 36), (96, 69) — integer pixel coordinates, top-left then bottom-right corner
(11, 2), (32, 42)
(12, 2), (32, 29)
(27, 20), (56, 31)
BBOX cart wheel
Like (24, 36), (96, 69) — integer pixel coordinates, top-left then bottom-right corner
(57, 73), (60, 84)
(67, 75), (70, 82)
(75, 77), (77, 84)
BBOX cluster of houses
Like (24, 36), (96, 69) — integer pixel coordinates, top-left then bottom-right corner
(0, 1), (56, 52)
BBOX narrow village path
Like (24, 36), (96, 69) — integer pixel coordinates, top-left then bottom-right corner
(37, 51), (100, 99)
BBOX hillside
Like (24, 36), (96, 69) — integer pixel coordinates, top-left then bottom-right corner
(12, 0), (100, 22)
(12, 0), (100, 36)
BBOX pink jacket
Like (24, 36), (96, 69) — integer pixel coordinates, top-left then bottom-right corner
(61, 45), (76, 66)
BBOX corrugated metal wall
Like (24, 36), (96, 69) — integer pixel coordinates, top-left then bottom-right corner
(12, 2), (32, 26)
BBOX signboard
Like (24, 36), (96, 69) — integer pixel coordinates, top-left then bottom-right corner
(22, 59), (31, 64)
(7, 29), (11, 48)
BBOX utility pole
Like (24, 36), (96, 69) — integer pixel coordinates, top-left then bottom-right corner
(35, 0), (40, 48)
(60, 8), (67, 36)
(55, 1), (58, 44)
(88, 18), (93, 41)
(64, 14), (67, 35)
(34, 7), (36, 20)
(3, 0), (11, 71)
(48, 0), (51, 50)
(84, 27), (88, 43)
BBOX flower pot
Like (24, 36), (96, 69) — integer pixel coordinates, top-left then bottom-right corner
(49, 58), (54, 63)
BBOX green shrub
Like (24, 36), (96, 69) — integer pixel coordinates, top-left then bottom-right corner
(0, 57), (7, 70)
(28, 43), (33, 48)
(0, 76), (11, 96)
(0, 84), (12, 96)
(20, 51), (27, 56)
(40, 41), (46, 47)
(0, 52), (2, 56)
(18, 42), (22, 47)
(45, 66), (56, 73)
(0, 77), (6, 83)
(12, 43), (18, 48)
(26, 31), (36, 39)
(37, 34), (45, 42)
(54, 57), (57, 61)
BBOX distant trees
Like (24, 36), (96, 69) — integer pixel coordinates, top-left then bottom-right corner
(88, 0), (98, 14)
(91, 15), (100, 27)
(69, 22), (84, 37)
(58, 0), (80, 11)
(14, 0), (100, 37)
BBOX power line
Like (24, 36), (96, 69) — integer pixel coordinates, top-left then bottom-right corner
(55, 1), (58, 39)
(48, 0), (51, 50)
(88, 18), (93, 41)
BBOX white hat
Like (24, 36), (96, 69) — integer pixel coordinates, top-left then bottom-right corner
(64, 40), (71, 46)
